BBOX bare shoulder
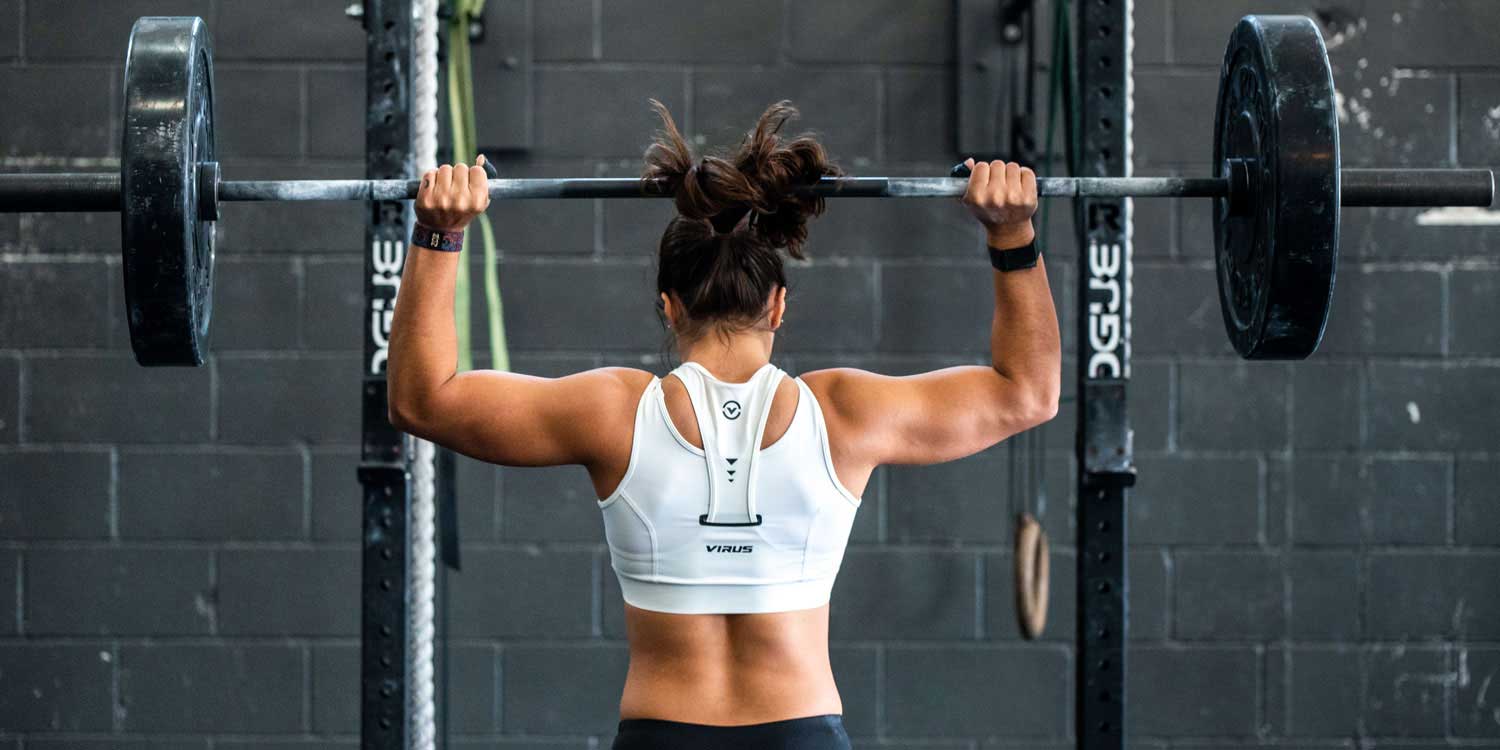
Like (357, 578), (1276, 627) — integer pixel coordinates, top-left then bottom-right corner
(559, 367), (657, 468)
(581, 366), (656, 389)
(799, 367), (891, 413)
(797, 368), (897, 438)
(521, 366), (657, 434)
(569, 366), (656, 409)
(796, 368), (886, 485)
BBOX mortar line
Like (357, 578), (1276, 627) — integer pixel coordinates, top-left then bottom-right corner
(111, 641), (122, 732)
(108, 446), (119, 539)
(591, 0), (602, 60)
(974, 551), (986, 640)
(1447, 455), (1458, 546)
(14, 549), (23, 635)
(300, 443), (313, 539)
(302, 641), (313, 732)
(1450, 72), (1460, 166)
(16, 354), (26, 443)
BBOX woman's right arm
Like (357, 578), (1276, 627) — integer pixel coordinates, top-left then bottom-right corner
(804, 160), (1061, 468)
(386, 159), (648, 469)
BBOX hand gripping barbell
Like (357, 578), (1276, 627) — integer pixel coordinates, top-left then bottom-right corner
(0, 16), (1491, 366)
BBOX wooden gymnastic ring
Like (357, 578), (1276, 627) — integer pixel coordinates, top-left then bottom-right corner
(1014, 512), (1049, 640)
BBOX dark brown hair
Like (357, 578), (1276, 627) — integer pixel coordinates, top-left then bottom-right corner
(642, 99), (841, 340)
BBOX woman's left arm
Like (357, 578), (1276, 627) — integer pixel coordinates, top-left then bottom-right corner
(386, 158), (640, 467)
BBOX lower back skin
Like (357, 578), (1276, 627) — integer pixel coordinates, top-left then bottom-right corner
(617, 602), (843, 724)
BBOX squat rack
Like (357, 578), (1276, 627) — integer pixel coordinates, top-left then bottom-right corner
(351, 1), (1132, 749)
(1073, 1), (1133, 748)
(356, 1), (416, 749)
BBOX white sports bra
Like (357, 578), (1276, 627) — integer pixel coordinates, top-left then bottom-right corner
(597, 362), (862, 614)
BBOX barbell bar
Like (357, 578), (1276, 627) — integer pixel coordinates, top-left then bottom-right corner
(0, 15), (1494, 367)
(0, 169), (1491, 212)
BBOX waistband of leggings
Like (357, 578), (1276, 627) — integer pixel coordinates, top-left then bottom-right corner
(616, 713), (844, 733)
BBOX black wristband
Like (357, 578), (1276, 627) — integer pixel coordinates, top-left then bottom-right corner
(988, 240), (1039, 271)
(412, 224), (465, 252)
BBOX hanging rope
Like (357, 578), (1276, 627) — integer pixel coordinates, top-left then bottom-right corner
(409, 1), (440, 749)
(1014, 0), (1087, 642)
(448, 0), (508, 371)
(1123, 0), (1136, 376)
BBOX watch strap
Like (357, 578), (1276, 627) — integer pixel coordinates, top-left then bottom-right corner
(988, 240), (1039, 271)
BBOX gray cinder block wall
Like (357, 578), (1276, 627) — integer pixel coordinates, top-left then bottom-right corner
(1, 1), (1498, 748)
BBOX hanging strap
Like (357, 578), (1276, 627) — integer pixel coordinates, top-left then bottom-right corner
(672, 362), (782, 527)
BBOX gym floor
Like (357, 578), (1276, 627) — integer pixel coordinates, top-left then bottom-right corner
(2, 1), (1499, 749)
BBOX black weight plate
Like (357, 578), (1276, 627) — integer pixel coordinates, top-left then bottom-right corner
(122, 16), (216, 366)
(1212, 15), (1339, 360)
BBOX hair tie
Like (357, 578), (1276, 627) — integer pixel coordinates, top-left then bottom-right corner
(709, 204), (754, 235)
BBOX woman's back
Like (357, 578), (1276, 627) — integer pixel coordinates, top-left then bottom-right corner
(600, 362), (867, 724)
(617, 592), (841, 724)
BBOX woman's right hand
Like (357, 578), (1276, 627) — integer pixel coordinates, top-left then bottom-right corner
(959, 158), (1038, 249)
(415, 156), (492, 232)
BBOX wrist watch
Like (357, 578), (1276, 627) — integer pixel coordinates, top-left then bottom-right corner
(988, 240), (1040, 272)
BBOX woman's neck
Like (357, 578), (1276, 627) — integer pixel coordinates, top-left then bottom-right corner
(676, 330), (775, 381)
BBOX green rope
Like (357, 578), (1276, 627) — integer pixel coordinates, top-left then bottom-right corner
(1039, 0), (1080, 255)
(1016, 0), (1083, 537)
(447, 0), (509, 373)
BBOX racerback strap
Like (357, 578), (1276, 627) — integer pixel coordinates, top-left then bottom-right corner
(671, 361), (783, 527)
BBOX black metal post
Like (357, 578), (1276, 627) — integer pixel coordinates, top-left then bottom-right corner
(1075, 2), (1134, 750)
(359, 1), (415, 749)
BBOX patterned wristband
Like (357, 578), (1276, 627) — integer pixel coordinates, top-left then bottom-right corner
(412, 224), (465, 252)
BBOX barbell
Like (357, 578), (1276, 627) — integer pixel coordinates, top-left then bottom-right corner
(0, 15), (1492, 366)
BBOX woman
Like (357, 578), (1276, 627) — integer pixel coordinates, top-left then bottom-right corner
(388, 101), (1060, 750)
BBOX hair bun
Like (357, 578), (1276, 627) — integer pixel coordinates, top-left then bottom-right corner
(642, 99), (841, 258)
(730, 101), (842, 258)
(642, 100), (756, 224)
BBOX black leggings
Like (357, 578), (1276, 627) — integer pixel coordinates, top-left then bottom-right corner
(610, 714), (851, 750)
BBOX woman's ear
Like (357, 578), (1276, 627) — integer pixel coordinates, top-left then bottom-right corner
(769, 286), (788, 331)
(660, 292), (676, 329)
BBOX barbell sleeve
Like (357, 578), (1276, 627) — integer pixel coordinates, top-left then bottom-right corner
(0, 173), (122, 212)
(0, 168), (1492, 211)
(1340, 168), (1495, 208)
